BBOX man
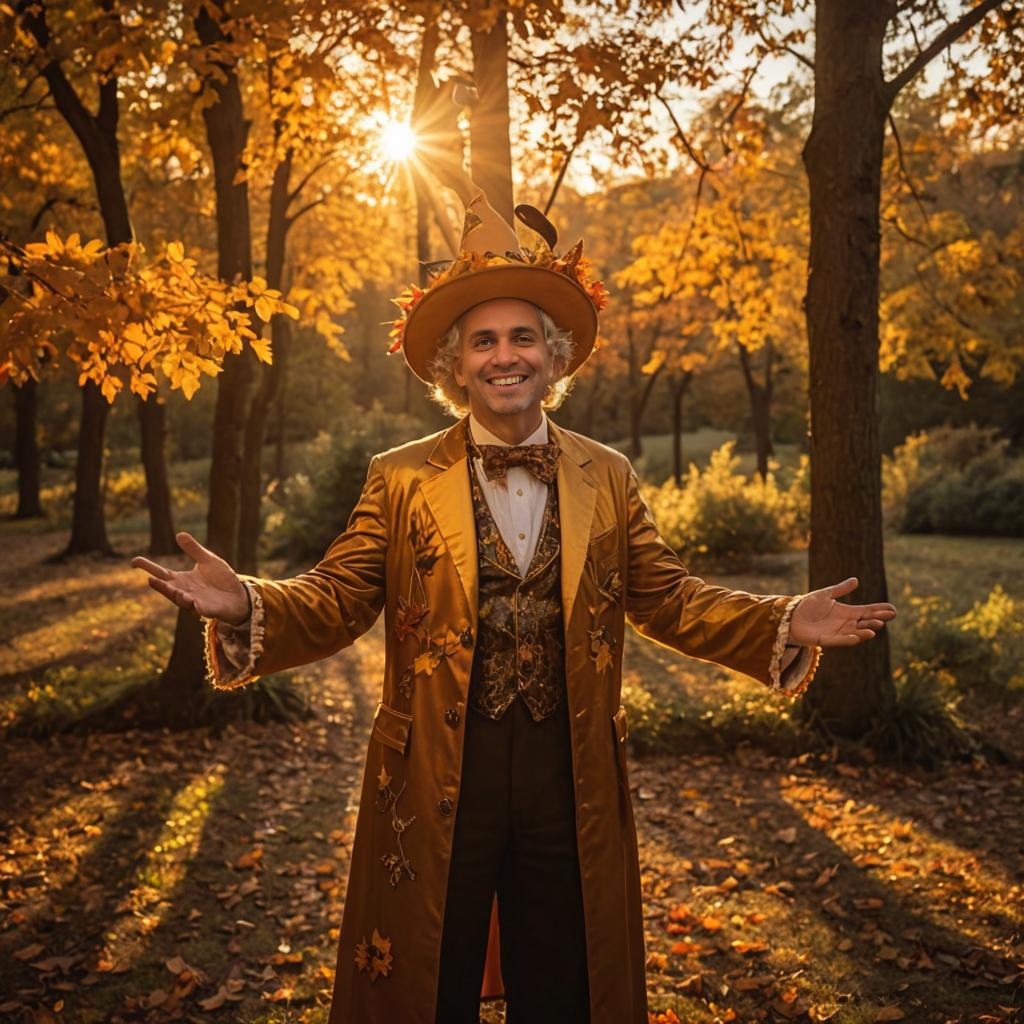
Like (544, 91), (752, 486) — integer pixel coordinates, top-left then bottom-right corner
(132, 188), (897, 1024)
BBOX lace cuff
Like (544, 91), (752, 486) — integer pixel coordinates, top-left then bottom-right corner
(202, 581), (266, 690)
(768, 593), (822, 696)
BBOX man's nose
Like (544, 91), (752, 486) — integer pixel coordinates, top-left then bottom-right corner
(488, 337), (520, 365)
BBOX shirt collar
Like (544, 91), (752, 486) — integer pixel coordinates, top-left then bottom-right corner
(468, 411), (548, 448)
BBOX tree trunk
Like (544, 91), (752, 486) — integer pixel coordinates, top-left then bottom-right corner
(469, 7), (514, 221)
(64, 381), (113, 555)
(800, 0), (894, 737)
(736, 340), (775, 481)
(625, 320), (663, 459)
(273, 359), (287, 483)
(238, 314), (291, 574)
(670, 373), (693, 487)
(163, 2), (255, 696)
(22, 1), (177, 558)
(237, 147), (292, 576)
(13, 378), (43, 518)
(137, 393), (177, 554)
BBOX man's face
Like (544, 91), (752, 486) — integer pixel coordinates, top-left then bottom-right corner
(452, 298), (564, 421)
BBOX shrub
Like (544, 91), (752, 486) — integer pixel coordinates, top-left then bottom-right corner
(882, 423), (1024, 536)
(621, 679), (807, 758)
(264, 403), (428, 565)
(893, 586), (1024, 699)
(640, 441), (807, 565)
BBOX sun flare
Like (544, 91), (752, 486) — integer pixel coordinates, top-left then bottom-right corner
(381, 119), (417, 162)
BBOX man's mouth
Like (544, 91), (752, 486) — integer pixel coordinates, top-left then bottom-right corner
(488, 374), (528, 388)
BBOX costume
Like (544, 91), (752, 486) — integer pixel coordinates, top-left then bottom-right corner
(202, 189), (821, 1023)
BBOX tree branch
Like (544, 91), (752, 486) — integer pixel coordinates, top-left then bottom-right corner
(886, 0), (1009, 99)
(887, 112), (931, 230)
(755, 22), (814, 72)
(285, 195), (327, 228)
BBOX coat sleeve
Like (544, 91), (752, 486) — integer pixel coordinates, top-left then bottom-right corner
(622, 465), (820, 695)
(203, 455), (389, 690)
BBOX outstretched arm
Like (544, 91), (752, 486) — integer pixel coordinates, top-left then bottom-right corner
(622, 469), (893, 694)
(132, 456), (390, 689)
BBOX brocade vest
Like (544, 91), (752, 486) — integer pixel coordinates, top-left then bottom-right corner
(466, 454), (567, 722)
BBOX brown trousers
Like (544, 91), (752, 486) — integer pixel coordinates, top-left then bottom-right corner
(435, 694), (591, 1024)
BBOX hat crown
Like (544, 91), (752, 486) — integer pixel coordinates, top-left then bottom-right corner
(459, 189), (520, 256)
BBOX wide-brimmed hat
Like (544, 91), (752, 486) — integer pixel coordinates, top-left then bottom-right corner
(387, 187), (608, 384)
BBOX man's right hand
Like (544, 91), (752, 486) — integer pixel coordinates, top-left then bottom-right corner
(131, 532), (251, 626)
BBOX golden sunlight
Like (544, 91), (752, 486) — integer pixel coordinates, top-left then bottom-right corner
(380, 119), (417, 162)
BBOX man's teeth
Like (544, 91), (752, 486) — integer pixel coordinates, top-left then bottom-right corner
(490, 375), (527, 387)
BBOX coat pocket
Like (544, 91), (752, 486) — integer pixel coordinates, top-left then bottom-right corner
(371, 701), (413, 755)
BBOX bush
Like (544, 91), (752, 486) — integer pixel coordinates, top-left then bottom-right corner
(640, 441), (807, 565)
(865, 668), (979, 769)
(264, 403), (428, 565)
(621, 680), (808, 758)
(882, 423), (1024, 536)
(892, 585), (1024, 699)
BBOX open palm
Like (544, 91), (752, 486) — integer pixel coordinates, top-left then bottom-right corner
(131, 532), (249, 625)
(788, 577), (897, 647)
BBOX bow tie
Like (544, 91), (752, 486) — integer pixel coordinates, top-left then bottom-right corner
(471, 441), (561, 484)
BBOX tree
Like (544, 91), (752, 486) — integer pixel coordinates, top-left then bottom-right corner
(635, 0), (1022, 738)
(800, 0), (1020, 736)
(9, 0), (181, 556)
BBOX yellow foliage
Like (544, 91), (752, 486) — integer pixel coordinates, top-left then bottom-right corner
(0, 234), (298, 400)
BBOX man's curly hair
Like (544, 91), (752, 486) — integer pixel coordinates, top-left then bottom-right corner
(426, 302), (576, 418)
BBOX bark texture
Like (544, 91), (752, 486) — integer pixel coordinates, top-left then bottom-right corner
(801, 0), (894, 736)
(13, 377), (43, 519)
(469, 9), (515, 221)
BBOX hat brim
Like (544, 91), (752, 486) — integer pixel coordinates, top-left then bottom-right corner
(400, 264), (599, 384)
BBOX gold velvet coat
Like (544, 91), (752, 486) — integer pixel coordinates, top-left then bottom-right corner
(204, 416), (820, 1024)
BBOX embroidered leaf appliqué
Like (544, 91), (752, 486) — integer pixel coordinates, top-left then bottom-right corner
(354, 928), (393, 981)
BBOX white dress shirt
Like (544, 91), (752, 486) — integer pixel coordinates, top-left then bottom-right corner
(468, 412), (551, 577)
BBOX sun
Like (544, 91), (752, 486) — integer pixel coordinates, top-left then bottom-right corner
(381, 119), (417, 162)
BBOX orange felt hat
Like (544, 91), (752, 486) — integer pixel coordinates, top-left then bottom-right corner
(387, 187), (607, 384)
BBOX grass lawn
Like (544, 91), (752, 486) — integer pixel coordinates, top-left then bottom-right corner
(607, 429), (805, 486)
(1, 468), (1022, 1022)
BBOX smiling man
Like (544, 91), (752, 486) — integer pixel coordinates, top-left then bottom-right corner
(132, 187), (897, 1024)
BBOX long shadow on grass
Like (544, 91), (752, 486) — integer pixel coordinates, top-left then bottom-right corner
(633, 754), (1020, 1020)
(839, 761), (1024, 913)
(85, 652), (382, 1020)
(0, 580), (144, 644)
(0, 757), (185, 1014)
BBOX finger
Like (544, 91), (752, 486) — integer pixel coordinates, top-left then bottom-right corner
(828, 577), (858, 598)
(131, 556), (173, 581)
(822, 633), (867, 647)
(176, 531), (216, 564)
(148, 575), (197, 612)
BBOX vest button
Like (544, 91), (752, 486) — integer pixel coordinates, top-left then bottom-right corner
(444, 707), (460, 726)
(438, 797), (454, 816)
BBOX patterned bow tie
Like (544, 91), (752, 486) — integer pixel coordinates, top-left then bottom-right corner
(471, 442), (561, 484)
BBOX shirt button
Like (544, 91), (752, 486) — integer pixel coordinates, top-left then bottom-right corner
(518, 532), (526, 540)
(438, 798), (454, 816)
(516, 489), (523, 496)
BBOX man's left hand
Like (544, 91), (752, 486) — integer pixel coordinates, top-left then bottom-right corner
(787, 577), (897, 647)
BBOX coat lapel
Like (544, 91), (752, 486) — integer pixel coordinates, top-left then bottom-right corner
(420, 418), (478, 617)
(550, 420), (597, 627)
